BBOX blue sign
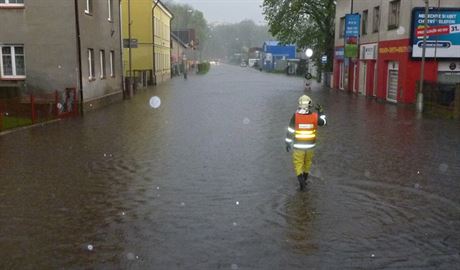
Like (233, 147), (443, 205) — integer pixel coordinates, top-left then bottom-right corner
(411, 8), (460, 59)
(321, 55), (328, 64)
(344, 14), (361, 58)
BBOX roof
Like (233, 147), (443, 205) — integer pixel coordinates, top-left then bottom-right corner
(171, 32), (188, 48)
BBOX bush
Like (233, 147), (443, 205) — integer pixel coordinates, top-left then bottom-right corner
(197, 62), (211, 74)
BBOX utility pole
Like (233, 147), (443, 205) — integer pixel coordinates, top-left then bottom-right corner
(417, 0), (429, 113)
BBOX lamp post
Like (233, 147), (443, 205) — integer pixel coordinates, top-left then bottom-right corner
(417, 0), (429, 113)
(305, 48), (314, 90)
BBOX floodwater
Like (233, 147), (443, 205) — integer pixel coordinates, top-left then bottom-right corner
(1, 64), (460, 269)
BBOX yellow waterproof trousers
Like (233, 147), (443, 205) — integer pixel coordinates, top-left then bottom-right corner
(292, 149), (314, 176)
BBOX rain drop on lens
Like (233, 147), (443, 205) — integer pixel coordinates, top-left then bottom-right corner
(235, 201), (239, 205)
(231, 264), (239, 269)
(126, 252), (135, 260)
(243, 118), (250, 125)
(439, 163), (448, 173)
(87, 244), (94, 251)
(149, 96), (161, 109)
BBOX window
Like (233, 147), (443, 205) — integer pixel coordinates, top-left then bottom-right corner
(109, 50), (115, 77)
(339, 16), (345, 38)
(107, 0), (113, 21)
(100, 50), (106, 79)
(362, 10), (368, 35)
(0, 0), (24, 6)
(85, 0), (92, 14)
(373, 6), (380, 33)
(88, 49), (95, 79)
(388, 0), (400, 30)
(0, 45), (25, 78)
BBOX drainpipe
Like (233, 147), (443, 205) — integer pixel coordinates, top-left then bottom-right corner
(74, 0), (84, 116)
(152, 0), (159, 86)
(128, 0), (133, 98)
(417, 0), (429, 113)
(170, 12), (174, 79)
(119, 0), (125, 97)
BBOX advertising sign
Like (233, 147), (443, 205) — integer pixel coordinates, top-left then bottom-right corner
(344, 13), (361, 58)
(335, 47), (344, 60)
(411, 8), (460, 59)
(360, 43), (378, 60)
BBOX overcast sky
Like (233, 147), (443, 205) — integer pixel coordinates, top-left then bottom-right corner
(171, 0), (266, 25)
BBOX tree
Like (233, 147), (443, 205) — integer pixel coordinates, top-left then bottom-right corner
(203, 20), (272, 61)
(164, 1), (209, 52)
(262, 0), (336, 78)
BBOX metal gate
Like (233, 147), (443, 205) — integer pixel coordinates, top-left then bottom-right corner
(387, 61), (399, 102)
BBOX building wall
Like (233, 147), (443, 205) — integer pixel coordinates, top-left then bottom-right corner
(334, 0), (460, 104)
(154, 3), (172, 84)
(78, 0), (123, 109)
(121, 0), (154, 77)
(0, 1), (78, 94)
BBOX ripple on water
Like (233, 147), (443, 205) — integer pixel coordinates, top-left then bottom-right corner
(335, 179), (460, 268)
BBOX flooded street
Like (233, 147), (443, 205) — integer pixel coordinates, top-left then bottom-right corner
(1, 64), (460, 269)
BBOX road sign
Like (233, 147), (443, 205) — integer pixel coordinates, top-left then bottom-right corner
(321, 55), (328, 64)
(123, 39), (138, 48)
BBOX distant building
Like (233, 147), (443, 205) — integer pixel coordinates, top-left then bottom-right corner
(171, 32), (188, 76)
(261, 41), (296, 71)
(0, 0), (123, 111)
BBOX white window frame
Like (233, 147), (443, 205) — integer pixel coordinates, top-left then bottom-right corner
(100, 50), (106, 79)
(88, 48), (95, 80)
(107, 0), (113, 21)
(109, 50), (115, 77)
(0, 45), (26, 79)
(85, 0), (92, 14)
(0, 0), (24, 8)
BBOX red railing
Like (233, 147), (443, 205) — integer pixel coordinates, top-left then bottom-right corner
(0, 88), (79, 132)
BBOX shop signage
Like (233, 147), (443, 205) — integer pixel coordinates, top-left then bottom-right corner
(344, 13), (361, 58)
(411, 8), (460, 59)
(335, 47), (344, 60)
(379, 46), (409, 54)
(360, 43), (377, 60)
(438, 62), (460, 72)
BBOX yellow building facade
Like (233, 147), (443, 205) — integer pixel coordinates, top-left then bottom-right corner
(121, 0), (172, 87)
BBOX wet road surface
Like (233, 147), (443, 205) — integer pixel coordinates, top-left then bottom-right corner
(1, 64), (460, 269)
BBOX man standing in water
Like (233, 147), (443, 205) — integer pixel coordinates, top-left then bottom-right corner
(285, 95), (327, 191)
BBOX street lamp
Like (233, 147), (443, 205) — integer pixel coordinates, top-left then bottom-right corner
(305, 48), (314, 90)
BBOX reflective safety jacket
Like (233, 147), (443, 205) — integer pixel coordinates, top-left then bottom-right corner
(285, 109), (326, 150)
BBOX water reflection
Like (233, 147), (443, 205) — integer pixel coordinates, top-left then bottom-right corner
(285, 192), (317, 254)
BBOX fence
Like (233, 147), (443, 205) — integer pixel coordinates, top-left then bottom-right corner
(422, 82), (460, 119)
(0, 88), (79, 132)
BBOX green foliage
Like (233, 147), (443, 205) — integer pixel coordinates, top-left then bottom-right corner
(197, 62), (211, 74)
(262, 0), (336, 72)
(1, 116), (32, 131)
(203, 20), (273, 60)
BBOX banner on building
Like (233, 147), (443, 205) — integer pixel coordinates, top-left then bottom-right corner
(411, 8), (460, 59)
(344, 13), (361, 58)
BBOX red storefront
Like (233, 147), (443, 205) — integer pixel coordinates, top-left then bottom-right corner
(333, 38), (439, 104)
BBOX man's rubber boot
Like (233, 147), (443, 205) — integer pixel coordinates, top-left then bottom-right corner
(297, 175), (306, 191)
(303, 173), (309, 188)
